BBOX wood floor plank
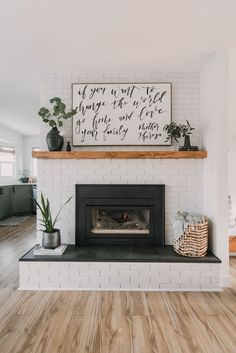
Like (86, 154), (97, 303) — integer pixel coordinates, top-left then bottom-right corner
(60, 315), (101, 353)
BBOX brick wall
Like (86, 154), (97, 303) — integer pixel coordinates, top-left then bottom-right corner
(19, 261), (221, 291)
(38, 72), (202, 245)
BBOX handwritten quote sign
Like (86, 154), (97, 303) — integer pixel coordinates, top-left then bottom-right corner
(72, 83), (172, 146)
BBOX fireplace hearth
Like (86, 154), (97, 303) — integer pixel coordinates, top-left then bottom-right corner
(75, 184), (165, 246)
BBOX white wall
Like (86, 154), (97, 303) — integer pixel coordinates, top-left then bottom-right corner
(23, 135), (40, 175)
(200, 52), (229, 286)
(0, 123), (24, 183)
(228, 51), (236, 219)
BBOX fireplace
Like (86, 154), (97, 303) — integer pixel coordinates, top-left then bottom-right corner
(75, 184), (165, 246)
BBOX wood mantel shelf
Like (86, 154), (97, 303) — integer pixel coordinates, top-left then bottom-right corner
(32, 150), (207, 159)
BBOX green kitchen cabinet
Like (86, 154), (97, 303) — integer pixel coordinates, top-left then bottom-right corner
(0, 186), (12, 221)
(12, 185), (33, 215)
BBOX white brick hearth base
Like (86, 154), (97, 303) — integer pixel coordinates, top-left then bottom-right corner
(19, 262), (221, 291)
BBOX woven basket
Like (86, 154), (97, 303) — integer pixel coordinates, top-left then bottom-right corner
(173, 217), (208, 257)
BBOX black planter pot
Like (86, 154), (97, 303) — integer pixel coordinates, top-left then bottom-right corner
(46, 127), (64, 151)
(184, 135), (191, 147)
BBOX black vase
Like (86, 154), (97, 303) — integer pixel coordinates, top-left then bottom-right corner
(46, 127), (64, 151)
(184, 135), (191, 147)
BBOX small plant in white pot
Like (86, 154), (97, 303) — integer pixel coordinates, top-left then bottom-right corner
(34, 193), (72, 249)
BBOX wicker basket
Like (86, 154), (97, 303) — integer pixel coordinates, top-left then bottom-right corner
(173, 217), (208, 257)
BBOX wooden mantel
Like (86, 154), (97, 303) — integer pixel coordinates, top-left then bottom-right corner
(32, 150), (207, 159)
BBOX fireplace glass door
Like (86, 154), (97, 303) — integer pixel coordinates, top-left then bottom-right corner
(90, 207), (151, 236)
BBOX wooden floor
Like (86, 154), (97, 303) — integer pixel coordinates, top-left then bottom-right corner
(0, 218), (236, 353)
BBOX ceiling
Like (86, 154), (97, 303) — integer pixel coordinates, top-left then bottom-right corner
(0, 0), (236, 135)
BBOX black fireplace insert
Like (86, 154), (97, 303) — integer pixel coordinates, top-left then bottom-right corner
(75, 184), (165, 246)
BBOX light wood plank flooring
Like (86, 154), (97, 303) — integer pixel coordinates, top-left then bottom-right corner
(0, 218), (236, 353)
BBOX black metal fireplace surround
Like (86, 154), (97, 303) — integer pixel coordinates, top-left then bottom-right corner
(75, 184), (165, 246)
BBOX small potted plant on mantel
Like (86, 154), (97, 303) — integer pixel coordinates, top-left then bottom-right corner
(38, 97), (78, 151)
(163, 120), (199, 151)
(34, 193), (72, 249)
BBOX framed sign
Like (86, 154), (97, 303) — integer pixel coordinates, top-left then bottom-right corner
(72, 82), (172, 146)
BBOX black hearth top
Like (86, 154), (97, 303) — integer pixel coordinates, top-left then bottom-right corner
(19, 245), (221, 263)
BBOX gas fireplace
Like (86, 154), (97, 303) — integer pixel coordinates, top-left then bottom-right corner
(75, 184), (165, 246)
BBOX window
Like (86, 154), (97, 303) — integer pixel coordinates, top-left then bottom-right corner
(0, 146), (16, 177)
(32, 147), (40, 176)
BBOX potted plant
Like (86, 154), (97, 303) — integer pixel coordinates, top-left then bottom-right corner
(34, 192), (72, 249)
(18, 169), (30, 183)
(163, 120), (196, 149)
(38, 97), (78, 151)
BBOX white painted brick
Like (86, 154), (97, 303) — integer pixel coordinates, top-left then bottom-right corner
(150, 276), (170, 284)
(139, 283), (159, 289)
(101, 270), (119, 277)
(28, 282), (40, 289)
(30, 262), (50, 270)
(44, 269), (59, 276)
(110, 263), (130, 270)
(77, 274), (92, 281)
(69, 268), (80, 276)
(42, 282), (60, 289)
(107, 282), (121, 289)
(28, 277), (40, 286)
(19, 275), (29, 286)
(160, 270), (180, 277)
(190, 264), (212, 271)
(179, 283), (200, 290)
(79, 282), (100, 289)
(59, 282), (78, 289)
(181, 270), (200, 277)
(171, 276), (190, 284)
(49, 262), (70, 270)
(171, 264), (191, 270)
(58, 276), (70, 285)
(160, 283), (180, 290)
(200, 283), (220, 290)
(98, 277), (111, 284)
(90, 262), (110, 270)
(59, 268), (70, 276)
(139, 270), (159, 276)
(71, 262), (90, 270)
(130, 263), (150, 270)
(201, 271), (220, 277)
(19, 263), (30, 272)
(130, 276), (150, 284)
(211, 264), (221, 271)
(28, 269), (39, 276)
(211, 277), (220, 284)
(79, 269), (99, 277)
(191, 277), (211, 284)
(119, 270), (139, 277)
(150, 263), (171, 270)
(112, 276), (130, 283)
(120, 283), (141, 289)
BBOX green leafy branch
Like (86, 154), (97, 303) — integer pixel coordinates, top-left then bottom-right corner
(163, 120), (195, 143)
(38, 97), (78, 128)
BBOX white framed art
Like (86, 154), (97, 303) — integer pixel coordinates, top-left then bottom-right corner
(72, 82), (172, 146)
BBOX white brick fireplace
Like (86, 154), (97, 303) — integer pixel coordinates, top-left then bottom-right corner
(18, 71), (225, 292)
